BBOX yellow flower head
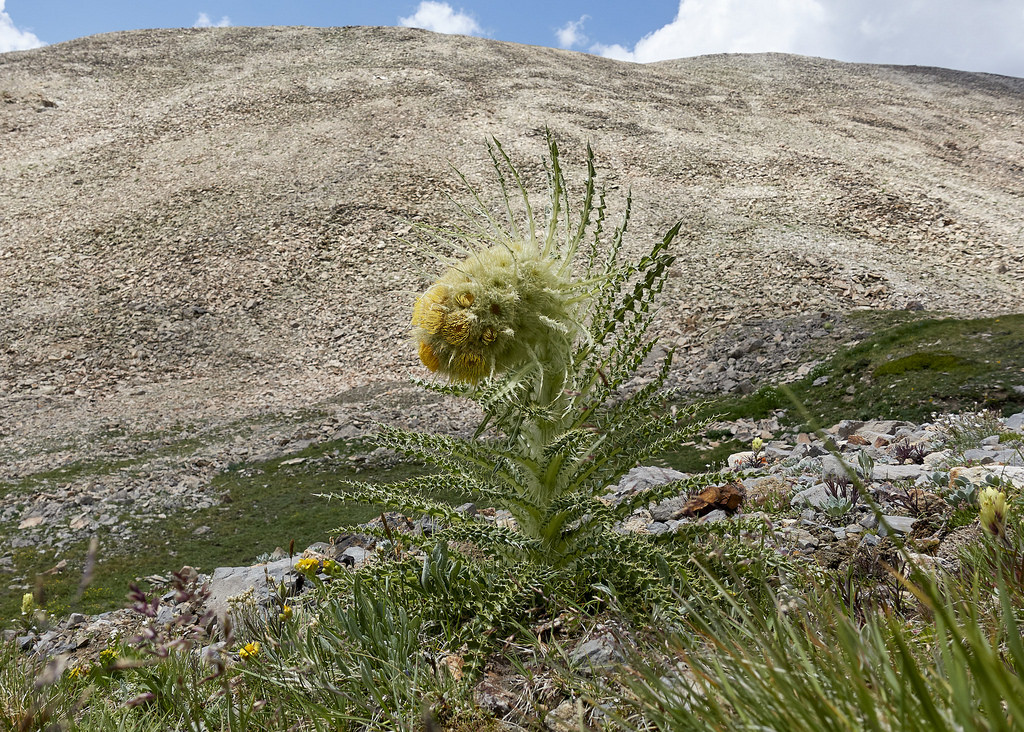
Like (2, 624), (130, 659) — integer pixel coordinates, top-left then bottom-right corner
(294, 558), (319, 575)
(751, 437), (764, 453)
(239, 641), (261, 660)
(411, 241), (576, 383)
(99, 648), (118, 666)
(980, 487), (1007, 540)
(21, 592), (34, 616)
(278, 605), (293, 622)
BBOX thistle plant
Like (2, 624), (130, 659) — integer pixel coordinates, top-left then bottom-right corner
(324, 135), (719, 607)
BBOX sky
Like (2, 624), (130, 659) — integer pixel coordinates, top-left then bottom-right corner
(1, 0), (1022, 78)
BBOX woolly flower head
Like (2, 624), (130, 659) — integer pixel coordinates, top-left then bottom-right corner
(979, 486), (1007, 541)
(413, 238), (578, 383)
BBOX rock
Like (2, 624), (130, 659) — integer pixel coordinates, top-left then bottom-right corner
(473, 675), (522, 718)
(949, 465), (1024, 490)
(859, 514), (879, 529)
(923, 450), (951, 469)
(545, 699), (582, 732)
(791, 483), (834, 509)
(614, 466), (688, 496)
(570, 633), (623, 673)
(872, 464), (927, 481)
(790, 443), (827, 459)
(650, 496), (689, 522)
(339, 546), (371, 566)
(206, 558), (301, 621)
(858, 420), (911, 437)
(1005, 412), (1024, 431)
(698, 509), (728, 523)
(878, 515), (916, 536)
(831, 420), (866, 438)
(822, 455), (860, 482)
(961, 449), (995, 465)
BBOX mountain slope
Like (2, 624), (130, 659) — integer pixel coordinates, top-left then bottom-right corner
(1, 26), (1022, 468)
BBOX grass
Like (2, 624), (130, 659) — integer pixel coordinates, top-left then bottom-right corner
(0, 438), (469, 619)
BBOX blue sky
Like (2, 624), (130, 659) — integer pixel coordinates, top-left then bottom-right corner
(2, 0), (1023, 78)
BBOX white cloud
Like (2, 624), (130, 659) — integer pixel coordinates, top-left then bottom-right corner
(194, 12), (232, 29)
(591, 0), (1024, 77)
(398, 1), (483, 36)
(591, 0), (828, 63)
(0, 0), (44, 53)
(556, 15), (589, 49)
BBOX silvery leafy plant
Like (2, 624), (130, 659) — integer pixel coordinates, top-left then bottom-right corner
(323, 135), (722, 608)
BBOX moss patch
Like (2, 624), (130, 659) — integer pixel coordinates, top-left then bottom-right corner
(873, 351), (970, 377)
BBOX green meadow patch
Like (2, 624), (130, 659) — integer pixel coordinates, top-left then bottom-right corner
(702, 312), (1024, 428)
(1, 439), (464, 619)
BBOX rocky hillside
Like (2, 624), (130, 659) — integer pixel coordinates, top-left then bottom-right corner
(1, 25), (1023, 487)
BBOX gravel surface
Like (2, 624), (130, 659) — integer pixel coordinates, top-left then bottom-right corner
(1, 26), (1022, 541)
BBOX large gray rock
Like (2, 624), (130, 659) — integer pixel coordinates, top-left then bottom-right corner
(650, 496), (689, 522)
(858, 421), (913, 437)
(206, 558), (301, 621)
(822, 455), (859, 482)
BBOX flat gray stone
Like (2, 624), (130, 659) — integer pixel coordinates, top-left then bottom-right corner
(961, 449), (995, 464)
(822, 455), (859, 482)
(340, 546), (371, 565)
(1005, 412), (1024, 431)
(858, 420), (912, 437)
(698, 509), (728, 523)
(207, 557), (299, 621)
(878, 515), (916, 536)
(570, 634), (623, 673)
(831, 420), (865, 438)
(791, 483), (833, 509)
(872, 464), (927, 481)
(612, 466), (687, 498)
(650, 495), (688, 522)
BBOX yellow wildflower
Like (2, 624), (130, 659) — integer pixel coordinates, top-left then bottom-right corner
(278, 605), (293, 622)
(294, 557), (319, 574)
(66, 665), (89, 681)
(238, 641), (261, 660)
